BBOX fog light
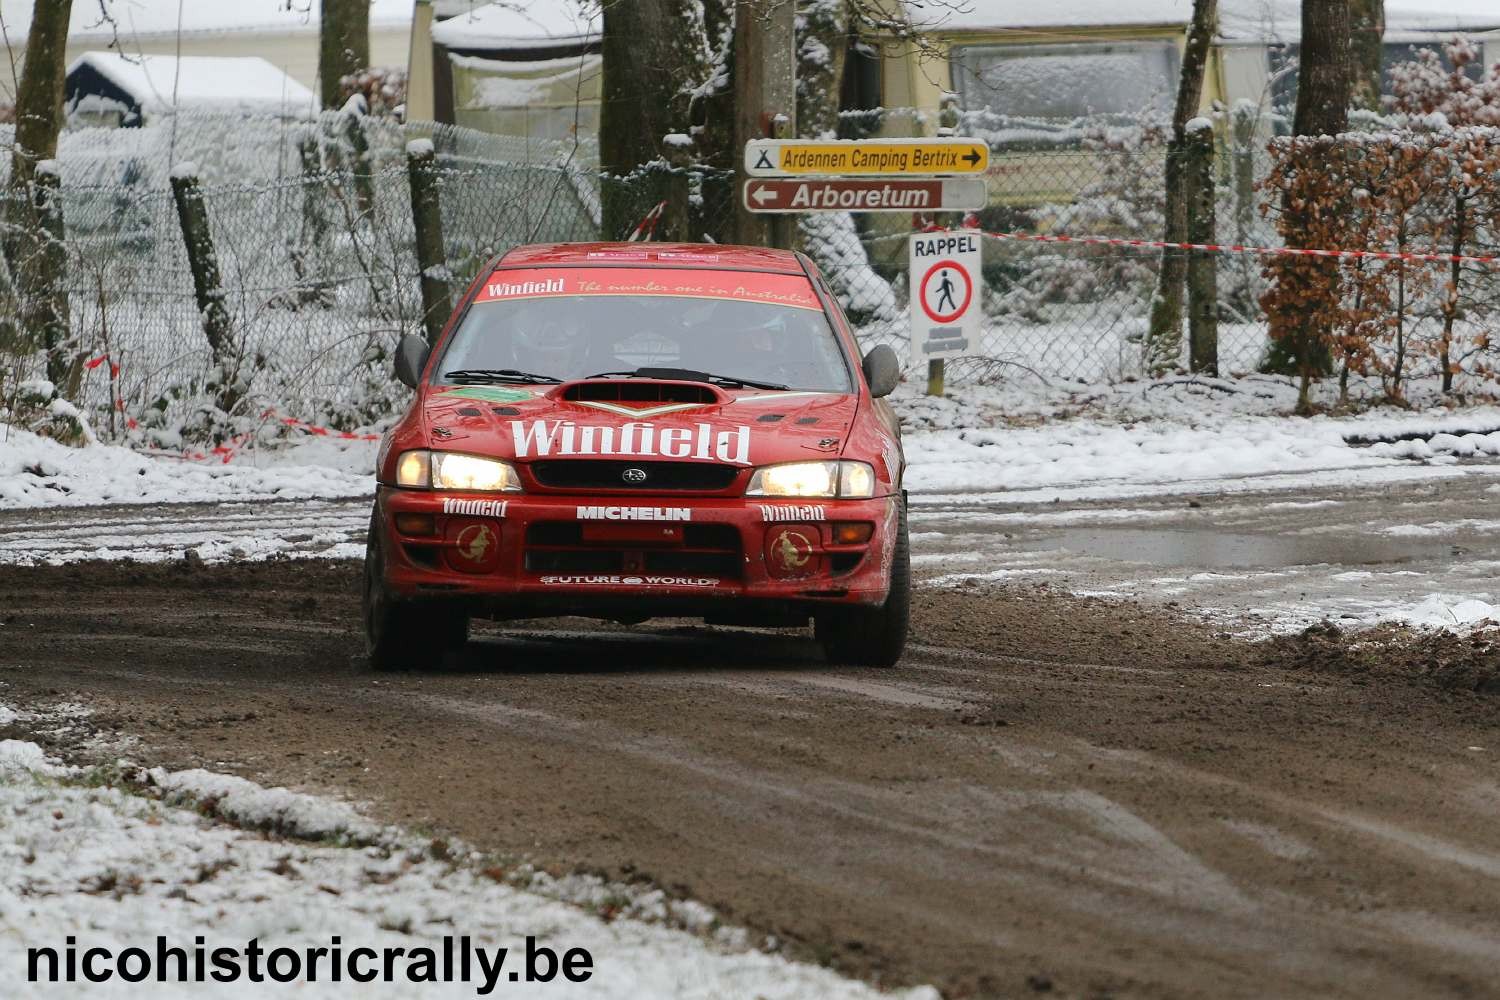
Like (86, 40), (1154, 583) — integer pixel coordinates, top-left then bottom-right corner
(395, 513), (437, 536)
(831, 522), (873, 544)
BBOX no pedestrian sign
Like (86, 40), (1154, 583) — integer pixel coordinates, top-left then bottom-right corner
(909, 232), (981, 363)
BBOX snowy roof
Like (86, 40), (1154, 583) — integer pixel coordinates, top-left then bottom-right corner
(0, 0), (412, 41)
(67, 53), (317, 117)
(431, 1), (601, 50)
(913, 0), (1500, 40)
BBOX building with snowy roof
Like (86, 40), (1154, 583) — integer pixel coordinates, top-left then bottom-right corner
(883, 0), (1500, 139)
(1, 0), (413, 104)
(65, 53), (318, 126)
(407, 0), (600, 143)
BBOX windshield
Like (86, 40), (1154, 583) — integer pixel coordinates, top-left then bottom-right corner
(436, 275), (853, 393)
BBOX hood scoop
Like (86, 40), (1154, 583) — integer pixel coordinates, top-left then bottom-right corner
(559, 380), (723, 405)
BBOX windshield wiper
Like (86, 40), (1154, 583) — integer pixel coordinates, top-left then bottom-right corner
(584, 367), (789, 391)
(445, 368), (564, 384)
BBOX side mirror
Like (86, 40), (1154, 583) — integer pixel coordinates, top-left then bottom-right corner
(394, 333), (431, 390)
(861, 344), (900, 399)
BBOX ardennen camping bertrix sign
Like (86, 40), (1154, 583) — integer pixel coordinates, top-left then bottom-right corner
(908, 231), (981, 364)
(744, 138), (989, 177)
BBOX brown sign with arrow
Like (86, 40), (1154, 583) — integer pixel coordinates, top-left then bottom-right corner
(742, 177), (987, 214)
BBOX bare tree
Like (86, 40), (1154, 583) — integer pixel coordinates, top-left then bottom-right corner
(599, 0), (710, 239)
(1143, 0), (1216, 375)
(4, 0), (74, 376)
(8, 0), (72, 216)
(1296, 0), (1355, 135)
(1349, 0), (1384, 111)
(319, 0), (371, 109)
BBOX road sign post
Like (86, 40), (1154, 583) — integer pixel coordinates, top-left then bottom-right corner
(909, 231), (982, 395)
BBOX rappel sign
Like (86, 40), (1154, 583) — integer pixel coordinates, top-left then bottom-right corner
(908, 231), (981, 363)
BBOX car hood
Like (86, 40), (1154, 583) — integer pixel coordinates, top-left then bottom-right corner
(419, 382), (859, 467)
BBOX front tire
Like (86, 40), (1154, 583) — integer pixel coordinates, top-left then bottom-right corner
(816, 499), (910, 667)
(363, 509), (466, 670)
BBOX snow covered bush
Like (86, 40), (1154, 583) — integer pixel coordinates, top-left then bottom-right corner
(799, 212), (898, 324)
(1385, 37), (1500, 127)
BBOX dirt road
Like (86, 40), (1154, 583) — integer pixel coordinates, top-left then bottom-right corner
(4, 555), (1499, 999)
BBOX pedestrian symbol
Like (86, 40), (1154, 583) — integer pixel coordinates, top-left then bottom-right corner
(917, 259), (972, 325)
(935, 270), (957, 313)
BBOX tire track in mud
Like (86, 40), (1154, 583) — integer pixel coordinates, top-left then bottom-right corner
(3, 560), (1500, 998)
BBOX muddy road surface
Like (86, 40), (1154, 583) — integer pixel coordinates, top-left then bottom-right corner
(3, 559), (1499, 999)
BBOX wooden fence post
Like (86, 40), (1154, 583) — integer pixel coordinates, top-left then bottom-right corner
(1186, 121), (1218, 375)
(344, 101), (375, 220)
(170, 166), (239, 409)
(406, 139), (450, 345)
(298, 133), (328, 246)
(30, 162), (74, 394)
(1232, 102), (1255, 244)
(662, 140), (693, 243)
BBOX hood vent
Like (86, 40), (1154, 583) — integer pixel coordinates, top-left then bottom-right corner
(563, 381), (718, 405)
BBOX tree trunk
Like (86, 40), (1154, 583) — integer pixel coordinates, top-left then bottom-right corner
(10, 0), (71, 197)
(732, 0), (797, 247)
(1267, 0), (1353, 387)
(1185, 122), (1218, 375)
(1349, 0), (1384, 111)
(319, 0), (372, 109)
(1143, 0), (1216, 375)
(797, 1), (848, 140)
(1295, 0), (1354, 136)
(5, 0), (73, 364)
(600, 0), (711, 241)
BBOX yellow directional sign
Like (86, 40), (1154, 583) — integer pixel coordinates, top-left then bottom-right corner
(744, 139), (989, 177)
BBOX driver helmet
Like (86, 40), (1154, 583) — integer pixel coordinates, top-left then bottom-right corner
(512, 312), (589, 376)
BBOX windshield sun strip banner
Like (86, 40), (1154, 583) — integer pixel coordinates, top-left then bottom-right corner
(473, 267), (823, 311)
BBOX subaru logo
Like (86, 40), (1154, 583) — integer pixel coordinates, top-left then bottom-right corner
(622, 467), (648, 484)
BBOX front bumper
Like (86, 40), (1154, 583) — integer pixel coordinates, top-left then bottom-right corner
(376, 486), (899, 615)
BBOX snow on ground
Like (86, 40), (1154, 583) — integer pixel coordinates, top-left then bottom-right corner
(0, 500), (370, 567)
(0, 425), (374, 510)
(0, 727), (937, 1000)
(893, 374), (1500, 499)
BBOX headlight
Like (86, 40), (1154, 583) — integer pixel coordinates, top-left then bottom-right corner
(395, 450), (431, 487)
(432, 452), (522, 492)
(746, 461), (875, 499)
(394, 449), (522, 492)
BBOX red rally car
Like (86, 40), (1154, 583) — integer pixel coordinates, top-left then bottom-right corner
(365, 242), (908, 669)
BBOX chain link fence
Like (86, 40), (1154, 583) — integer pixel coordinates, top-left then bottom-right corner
(0, 110), (1295, 445)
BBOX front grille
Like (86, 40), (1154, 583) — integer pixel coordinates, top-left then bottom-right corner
(525, 550), (742, 576)
(523, 522), (743, 578)
(530, 460), (740, 492)
(526, 523), (740, 549)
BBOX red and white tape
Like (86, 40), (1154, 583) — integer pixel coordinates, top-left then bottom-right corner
(962, 226), (1500, 266)
(271, 411), (381, 442)
(627, 200), (667, 242)
(80, 355), (381, 463)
